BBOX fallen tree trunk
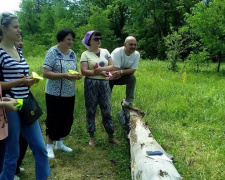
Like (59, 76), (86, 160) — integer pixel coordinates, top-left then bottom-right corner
(124, 110), (182, 180)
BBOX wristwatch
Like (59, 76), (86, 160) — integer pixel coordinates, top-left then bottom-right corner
(120, 70), (124, 74)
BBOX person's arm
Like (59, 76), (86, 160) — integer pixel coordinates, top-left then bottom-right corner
(74, 53), (82, 80)
(111, 50), (137, 77)
(81, 62), (96, 76)
(93, 57), (113, 74)
(111, 67), (135, 78)
(0, 76), (36, 91)
(43, 67), (67, 79)
(80, 51), (107, 77)
(0, 97), (18, 111)
(81, 61), (109, 77)
(42, 68), (81, 81)
(112, 67), (136, 75)
(111, 48), (135, 76)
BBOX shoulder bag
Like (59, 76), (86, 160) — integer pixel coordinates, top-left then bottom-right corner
(18, 93), (43, 125)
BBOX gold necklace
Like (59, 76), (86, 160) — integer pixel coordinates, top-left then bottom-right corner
(1, 46), (20, 59)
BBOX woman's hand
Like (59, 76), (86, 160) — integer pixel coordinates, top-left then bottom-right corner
(99, 71), (109, 77)
(75, 74), (83, 80)
(21, 76), (36, 87)
(94, 67), (104, 75)
(64, 73), (82, 80)
(2, 98), (18, 111)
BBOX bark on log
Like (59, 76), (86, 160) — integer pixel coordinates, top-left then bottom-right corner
(127, 110), (182, 180)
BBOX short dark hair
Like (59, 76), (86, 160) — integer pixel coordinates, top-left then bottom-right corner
(87, 31), (102, 46)
(56, 28), (75, 42)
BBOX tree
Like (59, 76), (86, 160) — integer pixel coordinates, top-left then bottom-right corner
(76, 6), (117, 52)
(120, 0), (201, 59)
(17, 0), (41, 35)
(186, 0), (225, 72)
(16, 0), (201, 58)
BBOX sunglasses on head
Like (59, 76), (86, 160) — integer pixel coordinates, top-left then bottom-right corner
(93, 36), (102, 42)
(1, 12), (15, 24)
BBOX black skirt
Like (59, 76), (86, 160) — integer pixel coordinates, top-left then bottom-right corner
(45, 93), (75, 140)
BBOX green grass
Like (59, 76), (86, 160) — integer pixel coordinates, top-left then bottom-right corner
(18, 58), (225, 179)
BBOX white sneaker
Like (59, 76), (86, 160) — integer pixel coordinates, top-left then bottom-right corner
(19, 167), (25, 172)
(55, 144), (73, 152)
(47, 146), (55, 158)
(14, 175), (20, 180)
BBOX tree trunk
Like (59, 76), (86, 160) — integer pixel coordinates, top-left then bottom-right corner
(217, 58), (221, 72)
(128, 110), (182, 180)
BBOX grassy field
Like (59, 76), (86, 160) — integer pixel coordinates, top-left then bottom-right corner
(18, 58), (225, 180)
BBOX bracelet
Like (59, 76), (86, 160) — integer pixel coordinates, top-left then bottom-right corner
(120, 70), (124, 74)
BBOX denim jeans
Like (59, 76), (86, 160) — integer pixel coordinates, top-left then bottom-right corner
(0, 111), (51, 180)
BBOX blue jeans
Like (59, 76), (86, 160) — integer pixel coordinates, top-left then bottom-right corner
(0, 111), (51, 180)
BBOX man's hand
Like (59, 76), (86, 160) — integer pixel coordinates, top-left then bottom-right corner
(111, 70), (123, 78)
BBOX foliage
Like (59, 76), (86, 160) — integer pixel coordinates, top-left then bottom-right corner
(19, 58), (225, 179)
(78, 6), (118, 52)
(165, 28), (187, 71)
(120, 0), (201, 59)
(15, 0), (225, 72)
(186, 0), (225, 71)
(188, 50), (210, 72)
(15, 0), (202, 59)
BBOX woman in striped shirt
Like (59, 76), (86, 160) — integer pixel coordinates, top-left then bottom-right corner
(0, 12), (50, 180)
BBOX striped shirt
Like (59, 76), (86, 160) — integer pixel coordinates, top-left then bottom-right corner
(0, 47), (30, 99)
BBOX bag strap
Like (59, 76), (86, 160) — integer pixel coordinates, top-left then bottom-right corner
(0, 85), (8, 122)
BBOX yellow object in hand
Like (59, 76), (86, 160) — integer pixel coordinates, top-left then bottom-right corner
(68, 70), (79, 75)
(16, 99), (23, 110)
(32, 72), (43, 80)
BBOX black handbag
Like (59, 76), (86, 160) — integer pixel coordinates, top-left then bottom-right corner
(19, 93), (43, 125)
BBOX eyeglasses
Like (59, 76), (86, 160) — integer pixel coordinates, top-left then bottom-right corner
(128, 43), (137, 46)
(92, 37), (102, 42)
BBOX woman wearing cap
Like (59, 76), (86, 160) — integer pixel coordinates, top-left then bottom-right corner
(43, 28), (82, 159)
(0, 12), (50, 180)
(80, 30), (120, 146)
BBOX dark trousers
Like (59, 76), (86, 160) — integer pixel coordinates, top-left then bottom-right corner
(109, 74), (136, 103)
(84, 78), (114, 138)
(0, 138), (6, 173)
(45, 93), (75, 140)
